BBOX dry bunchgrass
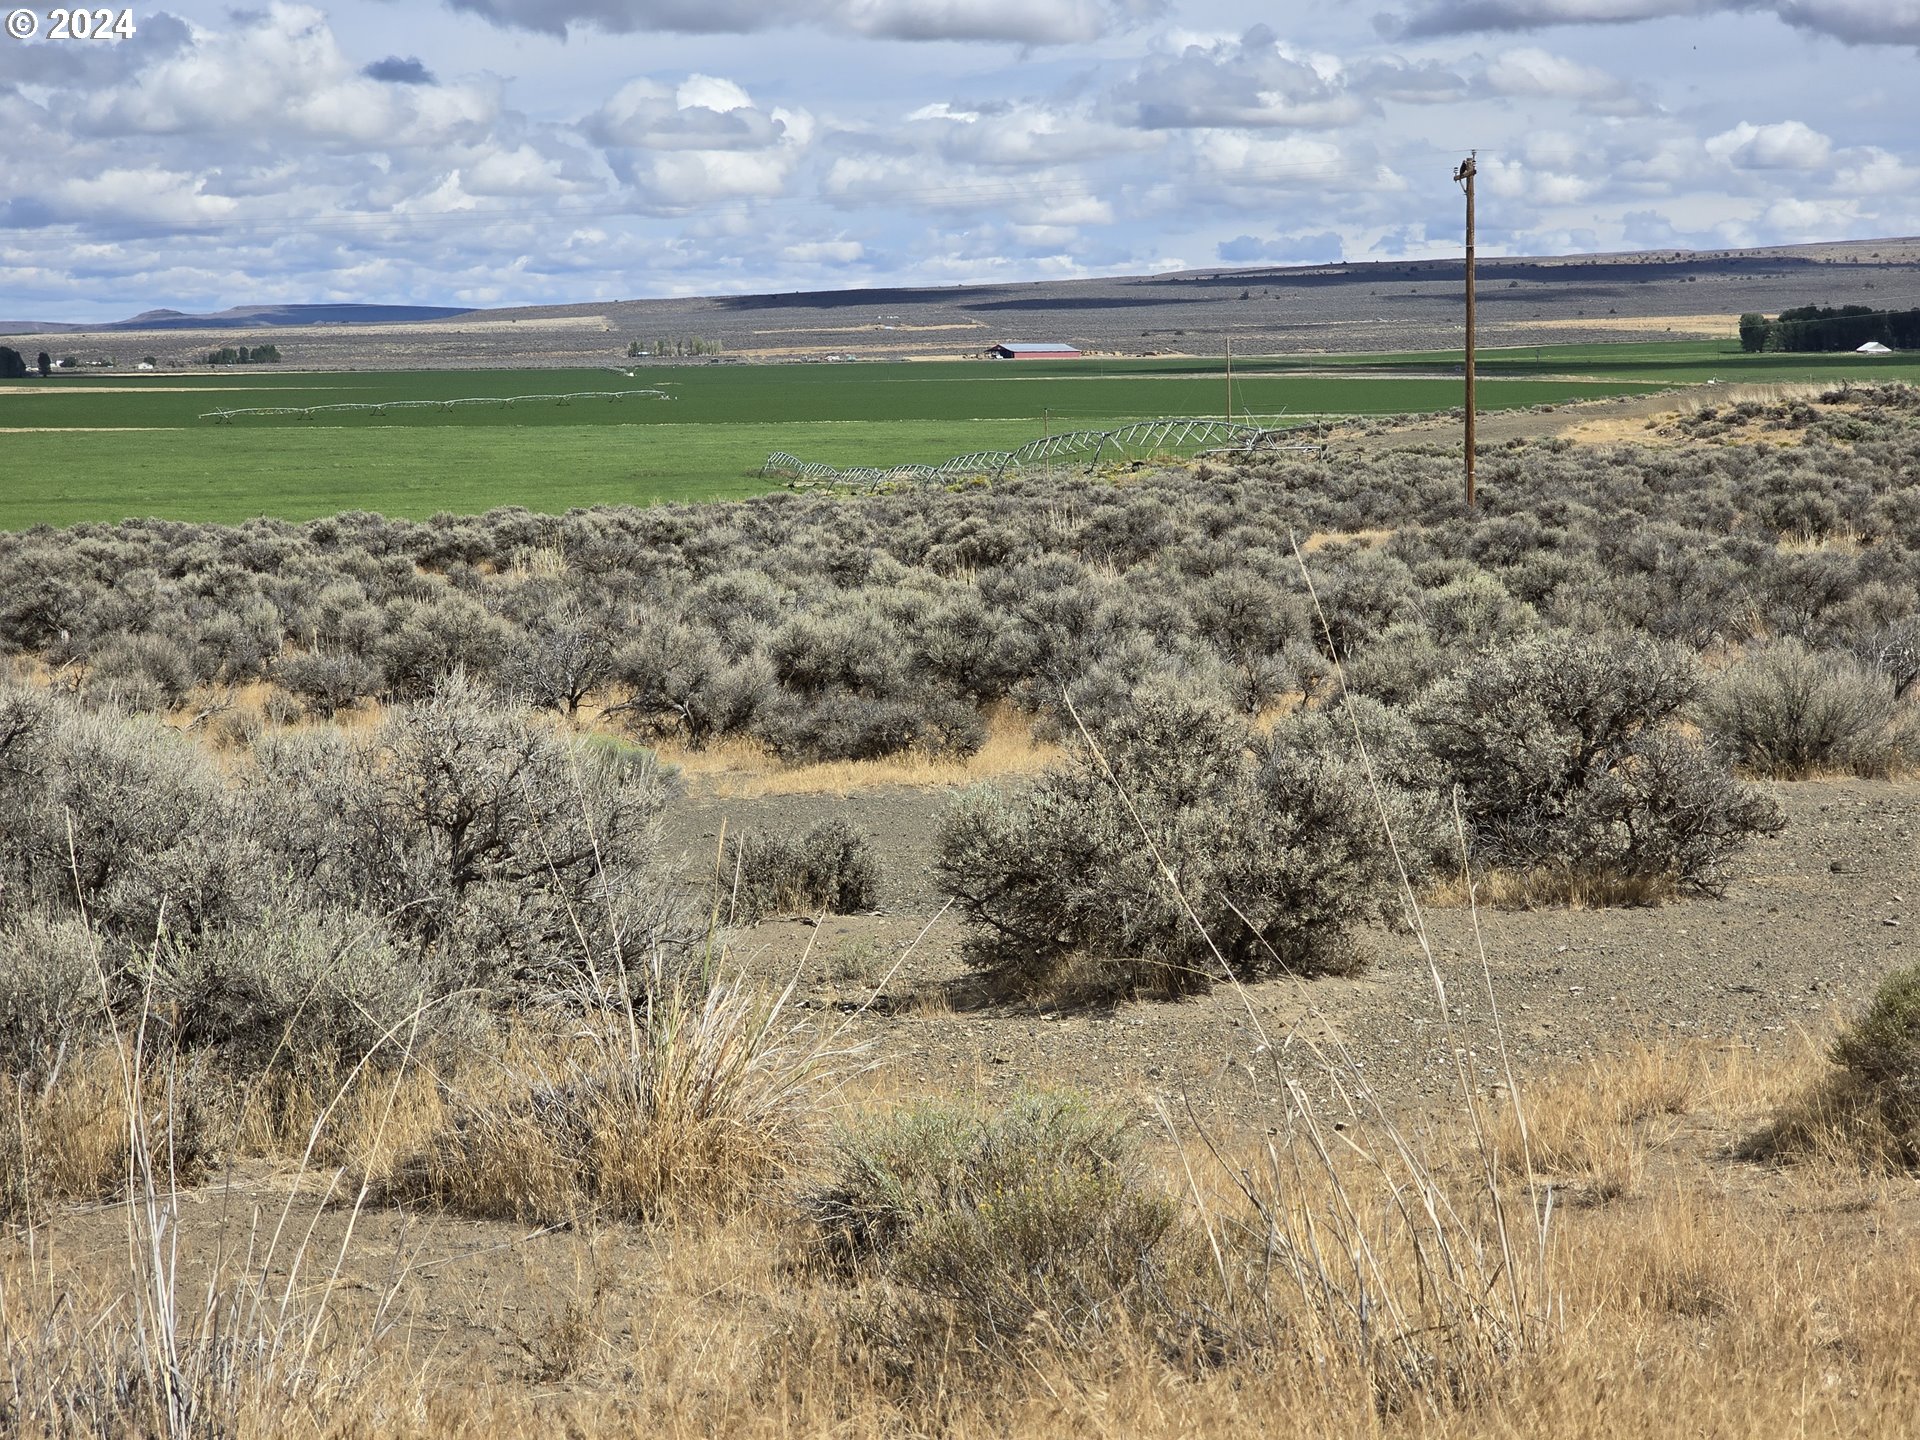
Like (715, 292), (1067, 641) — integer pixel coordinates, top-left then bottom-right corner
(1670, 381), (1832, 415)
(0, 1048), (226, 1222)
(1, 1052), (139, 1220)
(1298, 527), (1394, 554)
(649, 703), (1060, 796)
(1422, 865), (1677, 910)
(379, 967), (865, 1225)
(1747, 1070), (1916, 1172)
(1493, 1045), (1705, 1202)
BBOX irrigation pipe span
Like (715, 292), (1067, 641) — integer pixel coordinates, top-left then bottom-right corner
(761, 416), (1319, 487)
(200, 388), (672, 421)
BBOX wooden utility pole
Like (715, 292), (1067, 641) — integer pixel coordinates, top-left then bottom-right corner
(1454, 151), (1478, 508)
(1224, 336), (1233, 421)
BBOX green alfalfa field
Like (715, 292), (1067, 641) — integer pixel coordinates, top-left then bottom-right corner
(5, 340), (1918, 527)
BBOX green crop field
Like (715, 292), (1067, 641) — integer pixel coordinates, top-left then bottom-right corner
(3, 340), (1914, 528)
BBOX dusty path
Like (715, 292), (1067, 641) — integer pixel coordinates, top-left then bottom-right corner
(663, 777), (1917, 1122)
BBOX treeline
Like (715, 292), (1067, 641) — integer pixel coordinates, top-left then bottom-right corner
(629, 336), (722, 357)
(207, 343), (282, 365)
(1740, 305), (1919, 353)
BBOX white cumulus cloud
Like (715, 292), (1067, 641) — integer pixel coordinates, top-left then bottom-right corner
(1109, 26), (1372, 129)
(1387, 0), (1918, 45)
(1481, 46), (1629, 99)
(425, 0), (1163, 42)
(1706, 119), (1833, 169)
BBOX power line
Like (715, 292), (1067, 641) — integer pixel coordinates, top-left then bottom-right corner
(1454, 150), (1476, 511)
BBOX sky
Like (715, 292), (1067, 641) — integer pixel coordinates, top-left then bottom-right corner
(3, 0), (1918, 322)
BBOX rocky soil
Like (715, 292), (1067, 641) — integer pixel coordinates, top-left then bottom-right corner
(663, 775), (1919, 1125)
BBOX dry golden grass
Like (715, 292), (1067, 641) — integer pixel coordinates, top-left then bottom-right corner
(167, 676), (1058, 795)
(1495, 1044), (1705, 1201)
(8, 1030), (1917, 1439)
(0, 1048), (157, 1219)
(649, 704), (1062, 797)
(1298, 527), (1394, 554)
(1668, 381), (1833, 414)
(1422, 866), (1676, 910)
(1776, 530), (1868, 554)
(1560, 383), (1840, 448)
(1527, 313), (1743, 337)
(1557, 413), (1683, 446)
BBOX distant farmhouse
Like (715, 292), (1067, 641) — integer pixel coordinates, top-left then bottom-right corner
(987, 342), (1083, 360)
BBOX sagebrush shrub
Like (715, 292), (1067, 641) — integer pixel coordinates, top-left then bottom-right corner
(937, 682), (1398, 1000)
(0, 691), (260, 937)
(1830, 963), (1920, 1157)
(721, 817), (880, 923)
(0, 678), (701, 1068)
(275, 649), (379, 717)
(377, 591), (513, 698)
(1753, 962), (1920, 1171)
(1858, 615), (1920, 700)
(810, 1091), (1195, 1379)
(1703, 639), (1915, 778)
(0, 911), (105, 1078)
(751, 686), (984, 764)
(158, 905), (464, 1077)
(615, 622), (772, 747)
(247, 674), (698, 996)
(1273, 695), (1453, 878)
(1419, 570), (1537, 650)
(500, 609), (618, 715)
(1311, 549), (1417, 659)
(84, 632), (196, 714)
(1415, 632), (1782, 892)
(1338, 621), (1451, 706)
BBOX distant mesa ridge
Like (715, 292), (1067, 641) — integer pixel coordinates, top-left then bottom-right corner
(107, 302), (481, 330)
(1, 236), (1914, 341)
(0, 302), (480, 334)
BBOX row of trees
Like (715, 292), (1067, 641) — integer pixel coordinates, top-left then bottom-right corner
(1740, 305), (1919, 353)
(0, 351), (78, 377)
(207, 343), (282, 365)
(628, 336), (723, 357)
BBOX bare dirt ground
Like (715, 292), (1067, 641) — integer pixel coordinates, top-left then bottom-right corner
(1327, 389), (1688, 453)
(661, 776), (1916, 1122)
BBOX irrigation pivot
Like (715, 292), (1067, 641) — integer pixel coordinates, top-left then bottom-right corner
(762, 415), (1318, 488)
(200, 387), (672, 422)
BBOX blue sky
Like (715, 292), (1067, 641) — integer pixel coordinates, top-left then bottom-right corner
(3, 0), (1917, 321)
